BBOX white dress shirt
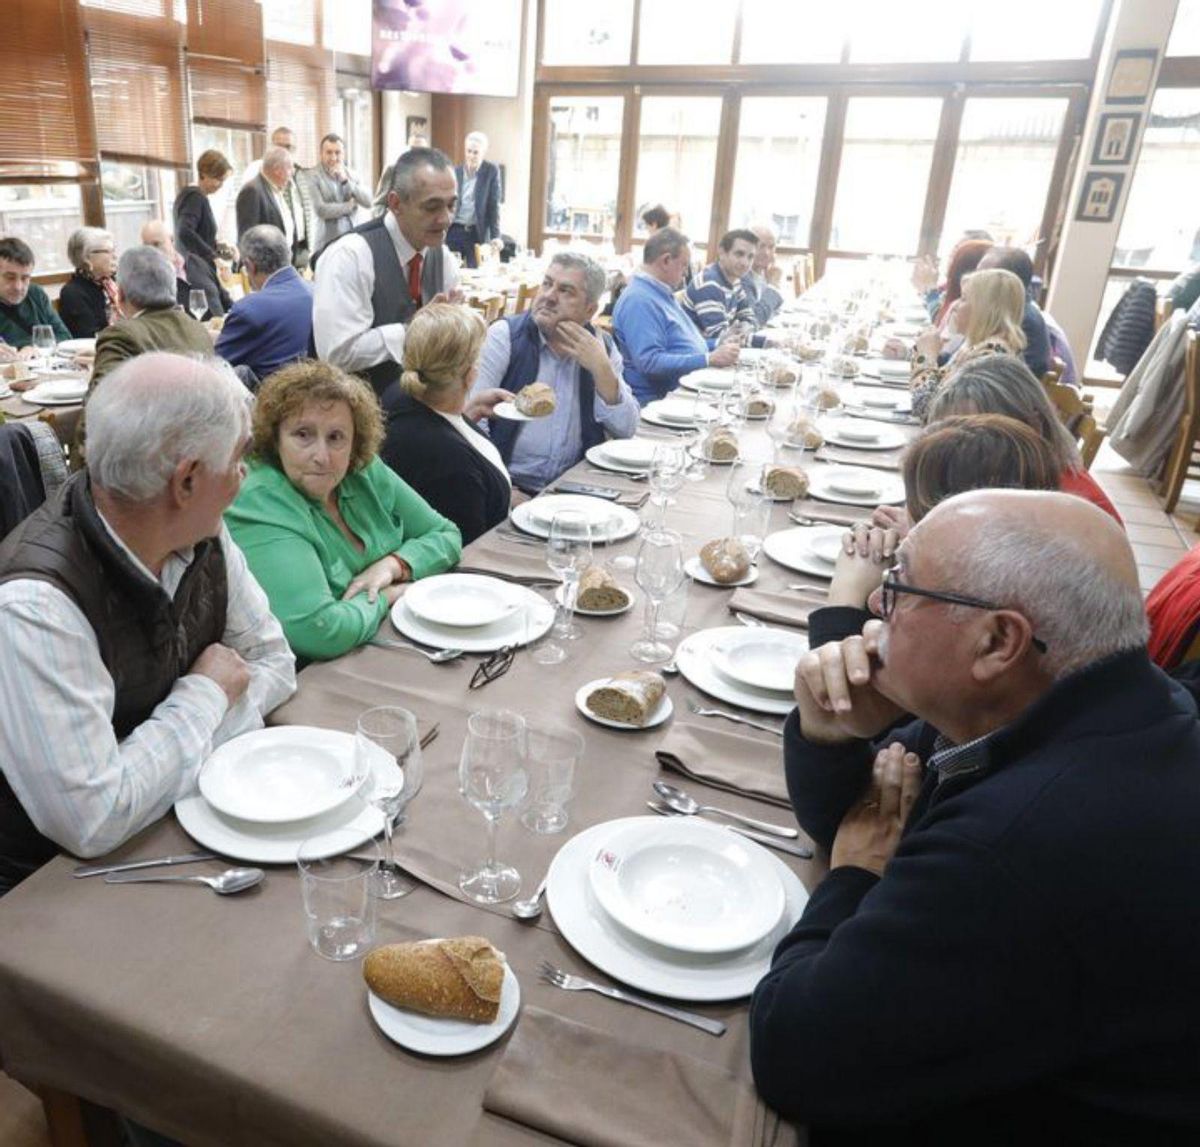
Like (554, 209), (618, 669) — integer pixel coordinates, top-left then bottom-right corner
(312, 211), (459, 375)
(0, 523), (296, 859)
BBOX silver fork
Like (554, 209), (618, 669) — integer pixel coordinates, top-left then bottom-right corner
(367, 637), (464, 662)
(537, 961), (726, 1036)
(494, 527), (544, 548)
(686, 698), (784, 737)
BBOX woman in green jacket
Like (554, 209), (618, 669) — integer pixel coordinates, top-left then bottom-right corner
(226, 360), (461, 661)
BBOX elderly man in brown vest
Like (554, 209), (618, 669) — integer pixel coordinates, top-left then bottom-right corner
(312, 146), (462, 397)
(0, 353), (295, 894)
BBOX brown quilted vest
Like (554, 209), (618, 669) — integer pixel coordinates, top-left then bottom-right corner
(0, 471), (228, 892)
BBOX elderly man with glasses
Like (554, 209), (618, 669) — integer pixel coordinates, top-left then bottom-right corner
(750, 488), (1200, 1142)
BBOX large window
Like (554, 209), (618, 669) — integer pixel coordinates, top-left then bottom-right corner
(542, 0), (634, 66)
(545, 97), (624, 240)
(102, 162), (177, 253)
(0, 186), (85, 274)
(739, 0), (844, 63)
(848, 0), (966, 63)
(638, 1), (736, 65)
(333, 79), (376, 190)
(967, 1), (1103, 61)
(191, 125), (257, 244)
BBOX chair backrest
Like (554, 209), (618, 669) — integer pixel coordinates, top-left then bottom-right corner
(467, 294), (504, 323)
(1043, 377), (1106, 470)
(514, 282), (536, 314)
(1155, 294), (1175, 332)
(0, 422), (48, 539)
(593, 313), (613, 334)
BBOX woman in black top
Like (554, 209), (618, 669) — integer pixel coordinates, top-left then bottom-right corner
(173, 149), (234, 316)
(381, 304), (511, 545)
(58, 227), (117, 338)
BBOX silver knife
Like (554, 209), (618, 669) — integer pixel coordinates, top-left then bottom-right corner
(646, 802), (813, 859)
(73, 851), (218, 878)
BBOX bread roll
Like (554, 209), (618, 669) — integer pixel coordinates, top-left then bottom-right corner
(702, 426), (740, 461)
(793, 343), (823, 362)
(763, 465), (810, 500)
(744, 397), (772, 418)
(363, 936), (505, 1024)
(577, 565), (631, 612)
(515, 382), (556, 417)
(700, 537), (751, 584)
(815, 385), (843, 410)
(767, 363), (798, 386)
(841, 334), (869, 355)
(2, 362), (34, 383)
(827, 355), (860, 379)
(786, 416), (824, 450)
(586, 671), (666, 726)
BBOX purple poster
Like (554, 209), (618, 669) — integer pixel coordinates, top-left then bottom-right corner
(372, 0), (521, 98)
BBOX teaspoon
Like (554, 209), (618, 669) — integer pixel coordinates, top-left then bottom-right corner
(511, 876), (548, 920)
(103, 866), (265, 894)
(652, 781), (799, 839)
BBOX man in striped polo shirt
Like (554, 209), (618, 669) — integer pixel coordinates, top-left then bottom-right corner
(682, 228), (773, 348)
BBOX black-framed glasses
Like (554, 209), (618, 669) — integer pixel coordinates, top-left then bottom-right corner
(469, 645), (515, 690)
(879, 567), (1047, 653)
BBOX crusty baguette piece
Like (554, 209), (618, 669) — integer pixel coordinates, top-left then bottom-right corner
(767, 363), (798, 386)
(700, 537), (751, 584)
(763, 465), (810, 500)
(827, 355), (860, 379)
(702, 425), (740, 461)
(515, 382), (556, 417)
(363, 936), (505, 1024)
(577, 565), (631, 611)
(744, 397), (773, 418)
(793, 342), (823, 362)
(786, 415), (824, 450)
(586, 671), (666, 726)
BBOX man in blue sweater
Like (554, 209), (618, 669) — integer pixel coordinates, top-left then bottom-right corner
(751, 489), (1200, 1144)
(612, 228), (738, 404)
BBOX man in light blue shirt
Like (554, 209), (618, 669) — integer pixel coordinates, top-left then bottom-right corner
(472, 251), (639, 493)
(612, 228), (739, 404)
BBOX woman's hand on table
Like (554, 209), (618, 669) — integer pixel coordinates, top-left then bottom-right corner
(827, 523), (897, 607)
(342, 555), (410, 603)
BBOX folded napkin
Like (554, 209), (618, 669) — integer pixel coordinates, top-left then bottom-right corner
(814, 448), (902, 473)
(457, 532), (554, 581)
(655, 721), (791, 807)
(728, 587), (823, 629)
(484, 1008), (802, 1147)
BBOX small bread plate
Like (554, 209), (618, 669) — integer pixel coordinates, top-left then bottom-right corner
(640, 398), (718, 428)
(23, 378), (88, 405)
(820, 418), (907, 451)
(808, 466), (904, 507)
(687, 442), (738, 466)
(586, 438), (657, 471)
(391, 588), (554, 653)
(556, 584), (634, 617)
(491, 401), (536, 421)
(198, 726), (361, 824)
(589, 818), (785, 954)
(367, 964), (520, 1056)
(546, 817), (807, 1000)
(575, 678), (673, 731)
(709, 628), (810, 694)
(676, 626), (800, 715)
(762, 525), (844, 578)
(511, 494), (640, 542)
(684, 554), (758, 587)
(403, 573), (522, 629)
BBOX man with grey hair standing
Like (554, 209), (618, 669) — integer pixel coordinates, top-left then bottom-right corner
(90, 246), (212, 388)
(313, 146), (461, 397)
(470, 251), (638, 494)
(0, 353), (295, 894)
(215, 224), (312, 385)
(236, 145), (310, 269)
(751, 489), (1200, 1141)
(449, 130), (501, 268)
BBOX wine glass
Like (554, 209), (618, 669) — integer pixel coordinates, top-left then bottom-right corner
(546, 510), (592, 642)
(647, 442), (686, 528)
(31, 325), (56, 370)
(356, 706), (423, 900)
(458, 709), (528, 904)
(187, 289), (208, 322)
(630, 528), (685, 663)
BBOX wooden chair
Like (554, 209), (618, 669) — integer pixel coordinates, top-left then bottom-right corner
(467, 294), (504, 323)
(514, 282), (537, 314)
(1158, 329), (1200, 513)
(1155, 295), (1175, 332)
(1043, 377), (1107, 471)
(593, 314), (613, 334)
(791, 254), (816, 297)
(51, 296), (62, 314)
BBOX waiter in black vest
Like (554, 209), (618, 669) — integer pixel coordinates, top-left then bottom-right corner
(312, 147), (461, 397)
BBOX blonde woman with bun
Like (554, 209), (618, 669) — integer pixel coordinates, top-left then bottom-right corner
(909, 266), (1027, 420)
(380, 303), (512, 544)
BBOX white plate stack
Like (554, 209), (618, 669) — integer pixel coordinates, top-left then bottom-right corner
(676, 625), (808, 715)
(509, 493), (641, 543)
(584, 437), (658, 474)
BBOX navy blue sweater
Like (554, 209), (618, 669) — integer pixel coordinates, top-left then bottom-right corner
(750, 650), (1200, 1144)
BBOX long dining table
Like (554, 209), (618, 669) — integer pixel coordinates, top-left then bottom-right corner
(0, 386), (918, 1147)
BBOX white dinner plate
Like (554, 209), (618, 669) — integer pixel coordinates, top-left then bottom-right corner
(56, 338), (96, 356)
(683, 554), (758, 587)
(762, 525), (845, 578)
(592, 438), (658, 469)
(574, 679), (673, 730)
(546, 817), (807, 1001)
(588, 818), (785, 954)
(402, 573), (522, 629)
(20, 394), (85, 407)
(640, 399), (718, 428)
(390, 589), (554, 653)
(367, 963), (520, 1056)
(526, 493), (621, 529)
(23, 379), (87, 404)
(808, 466), (904, 507)
(676, 627), (798, 715)
(859, 358), (913, 382)
(0, 384), (12, 400)
(510, 498), (640, 543)
(677, 368), (736, 391)
(556, 584), (634, 617)
(198, 727), (360, 824)
(820, 418), (907, 451)
(491, 401), (536, 422)
(709, 628), (810, 694)
(851, 387), (912, 413)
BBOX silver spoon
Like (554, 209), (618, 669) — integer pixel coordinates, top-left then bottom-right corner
(511, 875), (548, 920)
(367, 637), (463, 662)
(103, 866), (265, 894)
(652, 781), (799, 839)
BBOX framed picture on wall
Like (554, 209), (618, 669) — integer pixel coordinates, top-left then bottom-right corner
(1091, 112), (1142, 166)
(1075, 171), (1126, 224)
(1106, 49), (1157, 105)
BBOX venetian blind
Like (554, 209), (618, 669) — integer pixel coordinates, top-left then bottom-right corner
(267, 48), (335, 164)
(189, 59), (268, 130)
(186, 0), (264, 67)
(0, 0), (97, 169)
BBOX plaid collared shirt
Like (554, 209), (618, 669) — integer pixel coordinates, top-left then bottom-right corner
(927, 730), (995, 786)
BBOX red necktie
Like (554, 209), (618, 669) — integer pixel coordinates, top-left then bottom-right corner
(408, 252), (423, 304)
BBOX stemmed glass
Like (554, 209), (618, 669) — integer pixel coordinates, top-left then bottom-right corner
(31, 325), (56, 370)
(546, 509), (592, 642)
(458, 709), (529, 904)
(647, 442), (686, 528)
(630, 528), (685, 663)
(187, 289), (208, 322)
(356, 706), (423, 900)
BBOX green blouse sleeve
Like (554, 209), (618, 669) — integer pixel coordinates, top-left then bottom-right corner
(366, 459), (463, 579)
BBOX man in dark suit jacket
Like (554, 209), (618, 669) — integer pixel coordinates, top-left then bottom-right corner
(215, 225), (313, 387)
(235, 146), (309, 269)
(448, 131), (501, 269)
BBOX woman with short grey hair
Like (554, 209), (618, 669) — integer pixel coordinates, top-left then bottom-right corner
(58, 227), (118, 339)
